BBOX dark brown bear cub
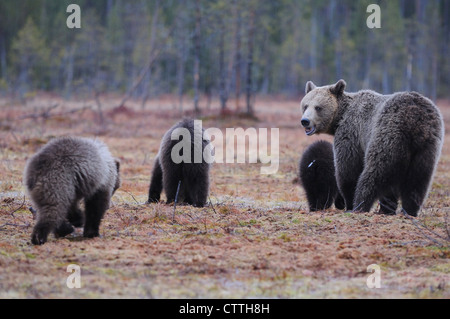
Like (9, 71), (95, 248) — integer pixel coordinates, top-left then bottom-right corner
(299, 140), (345, 211)
(148, 119), (211, 207)
(24, 137), (121, 245)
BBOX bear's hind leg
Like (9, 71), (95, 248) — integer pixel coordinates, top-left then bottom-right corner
(163, 167), (183, 204)
(353, 172), (380, 212)
(68, 201), (84, 227)
(378, 192), (398, 215)
(185, 169), (209, 207)
(353, 134), (408, 213)
(56, 201), (78, 237)
(83, 189), (110, 238)
(55, 219), (75, 238)
(148, 157), (163, 203)
(400, 149), (438, 217)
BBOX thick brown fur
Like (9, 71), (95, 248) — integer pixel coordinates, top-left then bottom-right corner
(24, 137), (121, 245)
(300, 80), (444, 216)
(299, 140), (345, 211)
(148, 119), (211, 207)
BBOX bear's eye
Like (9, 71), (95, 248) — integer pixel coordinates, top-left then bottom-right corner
(315, 106), (322, 112)
(303, 104), (308, 112)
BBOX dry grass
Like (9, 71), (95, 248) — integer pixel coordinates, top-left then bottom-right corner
(0, 94), (448, 298)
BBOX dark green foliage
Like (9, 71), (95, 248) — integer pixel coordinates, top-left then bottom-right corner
(0, 0), (449, 100)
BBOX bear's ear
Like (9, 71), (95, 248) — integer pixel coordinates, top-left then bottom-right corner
(330, 79), (346, 96)
(305, 81), (317, 94)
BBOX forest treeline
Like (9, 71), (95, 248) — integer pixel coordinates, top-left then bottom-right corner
(0, 0), (449, 112)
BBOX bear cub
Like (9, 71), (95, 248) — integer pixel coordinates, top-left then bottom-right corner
(148, 119), (211, 207)
(24, 137), (121, 245)
(299, 140), (345, 211)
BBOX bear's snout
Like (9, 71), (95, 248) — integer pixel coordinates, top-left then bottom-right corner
(301, 118), (316, 135)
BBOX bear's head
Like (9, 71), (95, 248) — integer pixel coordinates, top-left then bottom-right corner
(300, 79), (346, 135)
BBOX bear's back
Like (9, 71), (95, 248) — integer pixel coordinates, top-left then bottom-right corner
(24, 137), (114, 197)
(159, 119), (210, 168)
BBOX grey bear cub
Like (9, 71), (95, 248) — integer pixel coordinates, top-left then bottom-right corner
(148, 119), (211, 207)
(24, 137), (121, 245)
(299, 140), (345, 211)
(300, 79), (444, 216)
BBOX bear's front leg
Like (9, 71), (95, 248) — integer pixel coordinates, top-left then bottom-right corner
(31, 204), (64, 245)
(338, 178), (358, 211)
(334, 141), (364, 211)
(31, 221), (53, 245)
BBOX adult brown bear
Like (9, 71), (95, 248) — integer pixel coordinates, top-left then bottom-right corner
(300, 80), (444, 216)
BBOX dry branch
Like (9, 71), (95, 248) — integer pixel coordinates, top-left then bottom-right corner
(0, 222), (31, 230)
(402, 209), (450, 247)
(9, 195), (26, 218)
(17, 104), (91, 121)
(117, 46), (161, 109)
(94, 91), (105, 125)
(116, 5), (178, 109)
(17, 104), (59, 120)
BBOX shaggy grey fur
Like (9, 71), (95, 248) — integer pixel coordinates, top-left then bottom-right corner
(148, 119), (211, 207)
(299, 140), (345, 211)
(24, 137), (121, 245)
(300, 80), (444, 216)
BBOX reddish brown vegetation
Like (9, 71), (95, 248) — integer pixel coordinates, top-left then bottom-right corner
(0, 95), (448, 298)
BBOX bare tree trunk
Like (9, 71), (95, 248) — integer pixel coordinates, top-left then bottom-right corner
(335, 27), (343, 82)
(193, 0), (201, 114)
(106, 0), (113, 15)
(118, 1), (162, 109)
(219, 28), (228, 112)
(363, 32), (373, 89)
(430, 4), (439, 101)
(382, 61), (390, 94)
(260, 29), (270, 95)
(141, 0), (160, 109)
(177, 46), (186, 112)
(64, 45), (75, 98)
(0, 35), (6, 81)
(309, 7), (318, 77)
(174, 0), (188, 112)
(141, 73), (151, 109)
(234, 0), (242, 111)
(431, 53), (438, 101)
(405, 53), (413, 91)
(415, 0), (428, 94)
(246, 9), (255, 116)
(94, 91), (105, 126)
